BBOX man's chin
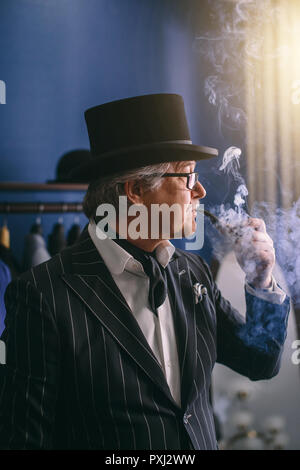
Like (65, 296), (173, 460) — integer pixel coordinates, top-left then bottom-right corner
(184, 227), (196, 239)
(183, 217), (197, 238)
(169, 222), (196, 239)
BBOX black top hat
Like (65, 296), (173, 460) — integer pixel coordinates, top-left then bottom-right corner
(69, 94), (218, 182)
(48, 149), (92, 183)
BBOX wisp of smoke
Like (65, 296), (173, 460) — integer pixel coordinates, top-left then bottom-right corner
(209, 143), (292, 355)
(219, 146), (241, 174)
(212, 143), (300, 308)
(194, 0), (284, 133)
(194, 1), (295, 362)
(252, 200), (300, 307)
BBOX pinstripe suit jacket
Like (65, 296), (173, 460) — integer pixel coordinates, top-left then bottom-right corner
(0, 227), (290, 450)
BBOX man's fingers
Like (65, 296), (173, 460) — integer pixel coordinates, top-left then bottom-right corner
(233, 217), (276, 285)
(247, 217), (266, 233)
(251, 231), (273, 244)
(237, 241), (275, 254)
(235, 234), (274, 251)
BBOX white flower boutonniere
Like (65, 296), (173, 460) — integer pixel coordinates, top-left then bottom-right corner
(193, 283), (207, 304)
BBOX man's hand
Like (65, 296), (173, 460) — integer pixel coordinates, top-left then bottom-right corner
(233, 218), (275, 289)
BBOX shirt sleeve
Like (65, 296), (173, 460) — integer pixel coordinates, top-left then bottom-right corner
(245, 276), (287, 305)
(196, 256), (291, 381)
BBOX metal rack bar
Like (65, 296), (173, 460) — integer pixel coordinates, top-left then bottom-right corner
(0, 182), (88, 191)
(0, 202), (83, 213)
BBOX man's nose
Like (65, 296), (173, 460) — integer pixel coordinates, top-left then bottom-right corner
(192, 181), (206, 199)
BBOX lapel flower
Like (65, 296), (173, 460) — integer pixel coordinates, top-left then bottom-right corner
(193, 283), (207, 304)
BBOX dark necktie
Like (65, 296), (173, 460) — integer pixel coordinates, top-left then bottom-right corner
(114, 238), (168, 314)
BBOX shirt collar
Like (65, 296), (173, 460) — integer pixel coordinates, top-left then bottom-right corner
(88, 220), (175, 275)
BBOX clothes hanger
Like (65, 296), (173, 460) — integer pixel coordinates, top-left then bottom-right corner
(30, 204), (44, 235)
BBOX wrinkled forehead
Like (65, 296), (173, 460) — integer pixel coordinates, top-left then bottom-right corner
(170, 160), (196, 172)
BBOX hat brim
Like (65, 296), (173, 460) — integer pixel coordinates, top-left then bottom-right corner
(68, 143), (218, 183)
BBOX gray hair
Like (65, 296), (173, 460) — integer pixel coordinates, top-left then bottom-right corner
(82, 162), (171, 219)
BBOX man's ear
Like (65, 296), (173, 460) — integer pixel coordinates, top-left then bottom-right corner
(124, 181), (144, 205)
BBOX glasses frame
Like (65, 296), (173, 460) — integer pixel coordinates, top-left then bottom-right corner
(160, 172), (199, 190)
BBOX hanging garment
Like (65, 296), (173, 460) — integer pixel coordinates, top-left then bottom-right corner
(0, 223), (21, 279)
(23, 230), (51, 271)
(0, 221), (20, 278)
(67, 223), (81, 246)
(0, 259), (11, 335)
(0, 223), (10, 249)
(30, 222), (43, 236)
(48, 223), (66, 256)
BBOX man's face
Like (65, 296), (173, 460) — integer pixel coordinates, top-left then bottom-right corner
(141, 160), (206, 239)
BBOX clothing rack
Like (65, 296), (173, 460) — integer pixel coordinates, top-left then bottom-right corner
(0, 202), (83, 213)
(0, 182), (88, 191)
(0, 182), (88, 213)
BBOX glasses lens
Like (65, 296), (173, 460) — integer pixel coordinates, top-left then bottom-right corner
(188, 173), (197, 189)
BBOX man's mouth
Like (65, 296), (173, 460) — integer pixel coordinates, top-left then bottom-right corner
(192, 204), (199, 216)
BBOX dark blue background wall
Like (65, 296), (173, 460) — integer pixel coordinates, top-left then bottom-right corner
(0, 0), (240, 265)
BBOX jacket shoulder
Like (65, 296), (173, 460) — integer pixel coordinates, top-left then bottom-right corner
(174, 248), (213, 279)
(14, 243), (75, 299)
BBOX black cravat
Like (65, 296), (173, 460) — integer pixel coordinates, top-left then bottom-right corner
(114, 238), (168, 314)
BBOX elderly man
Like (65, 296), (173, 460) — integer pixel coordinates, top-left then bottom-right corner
(0, 94), (290, 450)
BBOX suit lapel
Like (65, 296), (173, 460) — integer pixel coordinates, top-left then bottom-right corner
(167, 254), (197, 409)
(61, 228), (180, 410)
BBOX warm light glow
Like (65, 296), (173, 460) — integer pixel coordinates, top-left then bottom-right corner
(245, 0), (300, 208)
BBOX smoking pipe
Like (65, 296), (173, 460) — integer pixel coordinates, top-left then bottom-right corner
(199, 208), (249, 241)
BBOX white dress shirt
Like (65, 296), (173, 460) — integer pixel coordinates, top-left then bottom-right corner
(88, 221), (286, 407)
(88, 221), (182, 406)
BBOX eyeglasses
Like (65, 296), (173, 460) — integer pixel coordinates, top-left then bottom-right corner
(160, 172), (199, 190)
